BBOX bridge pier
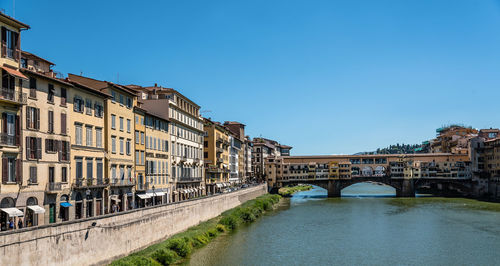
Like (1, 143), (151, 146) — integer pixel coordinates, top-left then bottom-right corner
(395, 179), (415, 197)
(327, 180), (341, 197)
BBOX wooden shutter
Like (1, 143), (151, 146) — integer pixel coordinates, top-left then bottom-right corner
(15, 158), (21, 184)
(26, 137), (31, 159)
(2, 113), (6, 134)
(13, 32), (19, 61)
(45, 139), (49, 153)
(1, 27), (5, 58)
(58, 140), (61, 161)
(26, 107), (31, 129)
(15, 115), (19, 145)
(35, 109), (40, 130)
(61, 113), (66, 135)
(36, 138), (42, 159)
(48, 111), (53, 133)
(1, 157), (7, 183)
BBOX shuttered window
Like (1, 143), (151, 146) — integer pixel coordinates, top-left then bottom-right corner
(48, 110), (54, 133)
(29, 166), (37, 184)
(61, 113), (67, 135)
(26, 107), (40, 130)
(26, 137), (41, 160)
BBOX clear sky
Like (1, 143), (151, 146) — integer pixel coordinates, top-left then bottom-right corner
(3, 0), (500, 155)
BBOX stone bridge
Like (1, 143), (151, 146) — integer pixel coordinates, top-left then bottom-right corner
(280, 176), (473, 197)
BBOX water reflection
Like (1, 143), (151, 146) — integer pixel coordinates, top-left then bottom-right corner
(188, 183), (500, 266)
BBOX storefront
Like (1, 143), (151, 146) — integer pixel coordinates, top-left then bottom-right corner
(25, 197), (44, 227)
(0, 197), (23, 231)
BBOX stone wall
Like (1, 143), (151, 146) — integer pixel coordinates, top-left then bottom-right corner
(0, 184), (267, 266)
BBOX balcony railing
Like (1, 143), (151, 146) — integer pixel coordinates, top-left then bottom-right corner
(110, 178), (135, 186)
(0, 133), (19, 146)
(0, 88), (26, 104)
(46, 182), (62, 192)
(73, 178), (108, 188)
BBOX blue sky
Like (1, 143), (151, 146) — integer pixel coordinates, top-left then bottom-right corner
(3, 0), (500, 155)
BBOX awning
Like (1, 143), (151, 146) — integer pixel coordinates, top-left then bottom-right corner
(155, 192), (166, 197)
(110, 195), (121, 202)
(2, 66), (28, 80)
(27, 205), (45, 214)
(60, 202), (72, 207)
(137, 194), (151, 199)
(1, 208), (23, 217)
(216, 184), (222, 188)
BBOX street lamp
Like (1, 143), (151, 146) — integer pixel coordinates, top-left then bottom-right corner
(152, 185), (155, 206)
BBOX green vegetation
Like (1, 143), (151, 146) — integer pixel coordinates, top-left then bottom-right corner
(110, 194), (281, 266)
(278, 185), (313, 197)
(388, 197), (500, 213)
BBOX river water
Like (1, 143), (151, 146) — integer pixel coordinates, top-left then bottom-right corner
(188, 183), (500, 266)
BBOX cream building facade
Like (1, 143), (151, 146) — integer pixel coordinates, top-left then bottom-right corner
(0, 13), (30, 230)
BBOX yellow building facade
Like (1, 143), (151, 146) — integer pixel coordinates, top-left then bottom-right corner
(203, 118), (230, 194)
(67, 74), (137, 213)
(66, 78), (109, 221)
(133, 106), (146, 206)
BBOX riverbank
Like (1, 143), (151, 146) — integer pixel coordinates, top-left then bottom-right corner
(110, 193), (281, 265)
(278, 185), (313, 197)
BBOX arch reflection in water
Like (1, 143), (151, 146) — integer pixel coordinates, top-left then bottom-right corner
(341, 182), (396, 197)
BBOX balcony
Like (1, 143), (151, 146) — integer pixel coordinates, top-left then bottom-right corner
(0, 133), (19, 146)
(1, 45), (20, 62)
(73, 178), (108, 188)
(46, 182), (62, 192)
(0, 88), (26, 105)
(110, 178), (135, 187)
(177, 177), (203, 183)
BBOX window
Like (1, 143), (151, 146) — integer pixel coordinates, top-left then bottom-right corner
(111, 91), (116, 102)
(59, 141), (70, 161)
(75, 158), (83, 180)
(111, 165), (116, 179)
(26, 107), (40, 130)
(29, 77), (36, 98)
(2, 28), (18, 59)
(135, 115), (139, 124)
(61, 167), (67, 183)
(85, 99), (92, 115)
(127, 167), (132, 179)
(127, 119), (131, 132)
(86, 126), (92, 146)
(111, 136), (116, 153)
(94, 103), (103, 117)
(141, 132), (144, 145)
(73, 96), (84, 112)
(119, 117), (124, 131)
(45, 139), (58, 153)
(136, 151), (140, 164)
(135, 131), (139, 144)
(111, 114), (116, 129)
(96, 128), (102, 148)
(119, 166), (125, 180)
(119, 94), (124, 105)
(126, 139), (131, 155)
(29, 166), (37, 184)
(141, 151), (144, 165)
(48, 167), (55, 183)
(26, 137), (41, 159)
(61, 88), (67, 106)
(48, 84), (54, 103)
(75, 124), (82, 145)
(126, 97), (132, 108)
(96, 159), (103, 181)
(60, 113), (67, 135)
(48, 110), (54, 133)
(119, 138), (124, 154)
(87, 159), (93, 180)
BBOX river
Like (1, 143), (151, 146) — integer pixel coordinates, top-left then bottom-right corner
(187, 183), (500, 266)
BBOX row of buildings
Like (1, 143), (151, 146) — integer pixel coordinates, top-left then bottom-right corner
(0, 12), (291, 230)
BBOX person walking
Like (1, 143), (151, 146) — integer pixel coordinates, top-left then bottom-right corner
(17, 218), (23, 229)
(8, 218), (14, 230)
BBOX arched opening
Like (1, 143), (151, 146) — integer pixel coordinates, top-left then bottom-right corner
(0, 197), (17, 230)
(25, 197), (39, 227)
(341, 182), (396, 197)
(351, 167), (360, 176)
(374, 166), (386, 176)
(74, 192), (83, 220)
(59, 194), (70, 222)
(361, 167), (373, 177)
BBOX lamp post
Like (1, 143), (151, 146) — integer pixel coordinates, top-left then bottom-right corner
(85, 189), (91, 217)
(152, 185), (155, 206)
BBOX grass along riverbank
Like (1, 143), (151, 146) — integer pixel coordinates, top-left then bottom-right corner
(110, 194), (281, 266)
(278, 185), (313, 197)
